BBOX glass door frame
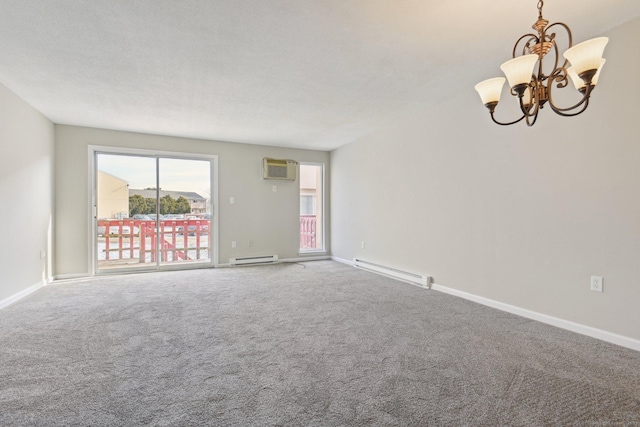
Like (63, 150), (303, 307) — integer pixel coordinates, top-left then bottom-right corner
(88, 145), (219, 275)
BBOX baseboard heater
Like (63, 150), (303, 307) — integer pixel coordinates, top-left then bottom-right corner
(229, 255), (279, 266)
(353, 258), (431, 288)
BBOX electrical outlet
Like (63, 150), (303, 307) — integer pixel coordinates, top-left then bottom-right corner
(229, 197), (235, 204)
(231, 241), (237, 249)
(361, 241), (365, 249)
(591, 276), (603, 292)
(272, 185), (277, 192)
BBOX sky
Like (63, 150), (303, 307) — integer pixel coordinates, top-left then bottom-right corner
(98, 154), (211, 199)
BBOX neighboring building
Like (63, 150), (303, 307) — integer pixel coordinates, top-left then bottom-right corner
(97, 171), (129, 219)
(95, 178), (208, 219)
(129, 189), (208, 214)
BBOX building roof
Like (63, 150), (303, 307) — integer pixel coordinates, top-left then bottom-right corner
(129, 189), (206, 200)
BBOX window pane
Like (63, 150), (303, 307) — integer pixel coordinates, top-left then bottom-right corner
(158, 158), (211, 265)
(96, 153), (157, 271)
(300, 195), (316, 215)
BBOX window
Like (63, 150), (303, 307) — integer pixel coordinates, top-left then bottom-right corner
(299, 163), (324, 252)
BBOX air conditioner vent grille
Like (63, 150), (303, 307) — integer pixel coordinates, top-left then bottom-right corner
(267, 165), (288, 178)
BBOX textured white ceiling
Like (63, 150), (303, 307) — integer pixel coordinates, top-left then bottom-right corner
(0, 0), (638, 150)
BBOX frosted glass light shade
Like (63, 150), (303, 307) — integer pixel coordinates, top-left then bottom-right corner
(563, 37), (608, 75)
(568, 59), (606, 89)
(500, 54), (538, 88)
(475, 77), (506, 105)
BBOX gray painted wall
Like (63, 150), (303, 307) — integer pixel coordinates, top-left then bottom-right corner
(55, 125), (329, 276)
(0, 83), (54, 301)
(330, 18), (640, 341)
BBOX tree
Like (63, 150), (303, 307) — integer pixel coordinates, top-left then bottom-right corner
(175, 196), (191, 214)
(129, 195), (147, 216)
(145, 198), (156, 214)
(159, 195), (176, 215)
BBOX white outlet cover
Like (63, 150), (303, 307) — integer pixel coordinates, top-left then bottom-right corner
(591, 276), (603, 292)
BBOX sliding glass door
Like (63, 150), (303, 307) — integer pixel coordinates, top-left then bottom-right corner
(93, 150), (215, 273)
(157, 158), (211, 267)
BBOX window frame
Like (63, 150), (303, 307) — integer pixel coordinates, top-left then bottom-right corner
(298, 162), (326, 254)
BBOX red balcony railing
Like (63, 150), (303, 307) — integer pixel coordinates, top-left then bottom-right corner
(300, 215), (317, 249)
(97, 219), (209, 264)
(99, 216), (317, 262)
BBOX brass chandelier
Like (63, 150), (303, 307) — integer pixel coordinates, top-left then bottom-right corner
(475, 1), (608, 126)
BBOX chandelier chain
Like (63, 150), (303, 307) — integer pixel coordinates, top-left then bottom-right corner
(537, 0), (544, 19)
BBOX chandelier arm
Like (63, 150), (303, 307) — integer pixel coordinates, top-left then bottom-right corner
(517, 80), (540, 119)
(544, 33), (560, 78)
(524, 111), (539, 126)
(513, 34), (539, 58)
(549, 65), (570, 89)
(490, 111), (527, 126)
(550, 61), (570, 89)
(546, 74), (593, 114)
(548, 91), (592, 117)
(522, 100), (539, 126)
(545, 22), (573, 69)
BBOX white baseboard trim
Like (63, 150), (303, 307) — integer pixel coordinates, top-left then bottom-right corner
(54, 273), (90, 281)
(331, 256), (354, 266)
(281, 255), (331, 263)
(431, 283), (640, 352)
(0, 280), (47, 310)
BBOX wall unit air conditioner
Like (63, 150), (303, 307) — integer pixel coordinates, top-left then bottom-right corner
(263, 158), (298, 181)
